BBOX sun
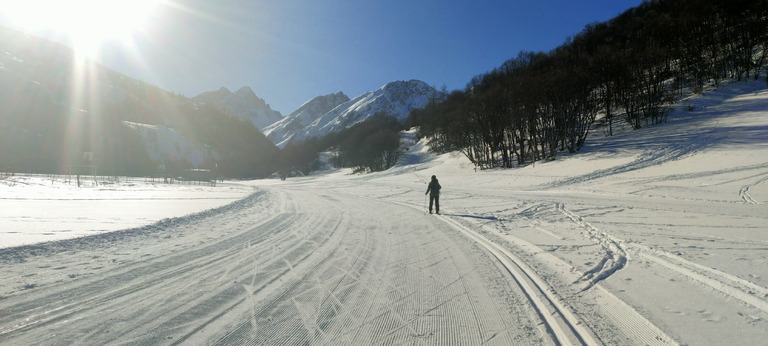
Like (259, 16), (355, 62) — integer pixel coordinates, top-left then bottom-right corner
(0, 0), (161, 60)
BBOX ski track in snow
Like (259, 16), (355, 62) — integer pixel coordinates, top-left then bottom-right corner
(739, 174), (768, 205)
(1, 79), (767, 345)
(439, 202), (677, 345)
(435, 211), (601, 345)
(552, 199), (768, 316)
(0, 179), (681, 345)
(0, 186), (547, 345)
(556, 203), (629, 291)
(552, 199), (768, 339)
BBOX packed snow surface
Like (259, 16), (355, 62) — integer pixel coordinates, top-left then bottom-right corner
(0, 177), (254, 248)
(1, 80), (767, 344)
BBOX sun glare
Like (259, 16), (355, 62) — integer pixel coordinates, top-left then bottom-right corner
(1, 0), (161, 60)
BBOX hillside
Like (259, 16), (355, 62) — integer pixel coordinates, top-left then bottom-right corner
(0, 25), (278, 178)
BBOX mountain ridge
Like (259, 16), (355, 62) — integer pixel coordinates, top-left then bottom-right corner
(264, 80), (440, 147)
(192, 86), (283, 131)
(0, 23), (442, 177)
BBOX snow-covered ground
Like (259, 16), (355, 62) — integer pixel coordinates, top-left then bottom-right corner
(1, 79), (766, 344)
(0, 177), (255, 248)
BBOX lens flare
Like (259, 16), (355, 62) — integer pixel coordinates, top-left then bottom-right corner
(0, 0), (161, 60)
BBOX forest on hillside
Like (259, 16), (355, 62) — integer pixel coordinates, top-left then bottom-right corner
(0, 76), (278, 178)
(0, 26), (278, 179)
(407, 0), (768, 168)
(7, 0), (762, 179)
(280, 113), (403, 175)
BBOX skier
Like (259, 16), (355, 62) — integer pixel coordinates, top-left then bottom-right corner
(425, 175), (441, 214)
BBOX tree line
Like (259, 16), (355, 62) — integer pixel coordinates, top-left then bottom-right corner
(408, 0), (768, 169)
(279, 113), (403, 176)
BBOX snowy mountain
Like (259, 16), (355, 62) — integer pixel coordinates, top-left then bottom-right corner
(262, 92), (350, 146)
(192, 86), (283, 130)
(264, 80), (440, 147)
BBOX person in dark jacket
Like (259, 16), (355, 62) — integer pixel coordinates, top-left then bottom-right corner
(425, 175), (441, 214)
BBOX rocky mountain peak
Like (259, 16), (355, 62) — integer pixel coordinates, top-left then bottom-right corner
(264, 80), (440, 148)
(193, 86), (283, 130)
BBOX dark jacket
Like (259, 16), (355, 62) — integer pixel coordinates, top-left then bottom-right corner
(426, 179), (441, 197)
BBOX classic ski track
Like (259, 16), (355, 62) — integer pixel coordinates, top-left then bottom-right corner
(387, 195), (682, 346)
(557, 202), (768, 316)
(6, 180), (759, 344)
(434, 211), (598, 345)
(373, 196), (594, 345)
(630, 243), (768, 314)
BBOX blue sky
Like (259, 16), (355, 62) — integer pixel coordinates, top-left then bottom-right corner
(2, 0), (645, 114)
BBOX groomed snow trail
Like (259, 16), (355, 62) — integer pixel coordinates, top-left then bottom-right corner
(0, 184), (551, 345)
(2, 78), (767, 345)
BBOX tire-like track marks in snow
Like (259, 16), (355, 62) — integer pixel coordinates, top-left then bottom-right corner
(556, 202), (768, 324)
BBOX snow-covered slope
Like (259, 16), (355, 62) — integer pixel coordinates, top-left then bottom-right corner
(193, 86), (283, 130)
(262, 91), (350, 146)
(1, 78), (767, 345)
(122, 121), (207, 167)
(265, 80), (440, 147)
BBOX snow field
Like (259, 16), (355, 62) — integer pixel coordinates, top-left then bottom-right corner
(0, 176), (255, 248)
(0, 78), (767, 344)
